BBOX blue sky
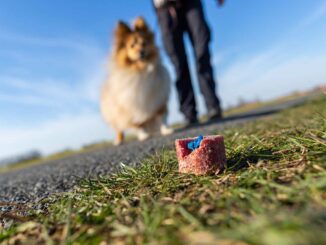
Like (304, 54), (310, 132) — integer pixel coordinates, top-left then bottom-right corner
(0, 0), (326, 159)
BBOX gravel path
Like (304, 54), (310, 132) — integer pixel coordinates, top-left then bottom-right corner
(0, 97), (308, 204)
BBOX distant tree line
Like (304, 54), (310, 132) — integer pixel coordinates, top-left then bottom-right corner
(0, 150), (42, 166)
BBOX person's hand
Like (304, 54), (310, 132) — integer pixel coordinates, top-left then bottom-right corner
(217, 0), (225, 7)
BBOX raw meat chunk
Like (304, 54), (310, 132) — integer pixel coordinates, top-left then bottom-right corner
(175, 135), (226, 175)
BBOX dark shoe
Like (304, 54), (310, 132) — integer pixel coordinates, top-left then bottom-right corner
(207, 108), (223, 121)
(183, 117), (199, 129)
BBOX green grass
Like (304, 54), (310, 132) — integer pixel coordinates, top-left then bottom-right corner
(1, 96), (326, 245)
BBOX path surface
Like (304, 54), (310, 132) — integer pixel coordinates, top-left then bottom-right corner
(0, 97), (309, 204)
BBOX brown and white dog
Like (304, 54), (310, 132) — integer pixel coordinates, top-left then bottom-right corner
(101, 17), (173, 145)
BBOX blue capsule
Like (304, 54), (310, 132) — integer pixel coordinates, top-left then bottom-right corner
(187, 135), (203, 151)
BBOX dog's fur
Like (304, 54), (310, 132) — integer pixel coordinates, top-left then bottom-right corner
(101, 17), (172, 145)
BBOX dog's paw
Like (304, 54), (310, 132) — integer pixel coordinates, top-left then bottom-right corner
(137, 130), (150, 141)
(114, 140), (123, 146)
(160, 125), (174, 135)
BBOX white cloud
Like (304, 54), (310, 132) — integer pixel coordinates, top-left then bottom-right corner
(1, 77), (77, 101)
(0, 91), (63, 107)
(0, 75), (103, 109)
(219, 48), (281, 87)
(0, 38), (107, 109)
(0, 29), (100, 52)
(219, 51), (326, 107)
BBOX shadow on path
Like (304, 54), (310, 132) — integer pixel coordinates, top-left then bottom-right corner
(176, 96), (308, 132)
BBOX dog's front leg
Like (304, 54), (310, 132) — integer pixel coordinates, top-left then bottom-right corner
(114, 131), (125, 145)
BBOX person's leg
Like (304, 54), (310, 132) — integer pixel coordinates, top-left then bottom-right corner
(184, 0), (222, 118)
(156, 7), (197, 122)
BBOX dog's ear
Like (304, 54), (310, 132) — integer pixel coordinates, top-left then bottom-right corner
(114, 21), (131, 49)
(115, 21), (131, 38)
(133, 17), (149, 32)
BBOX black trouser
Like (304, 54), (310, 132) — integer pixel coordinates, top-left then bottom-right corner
(156, 0), (221, 120)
